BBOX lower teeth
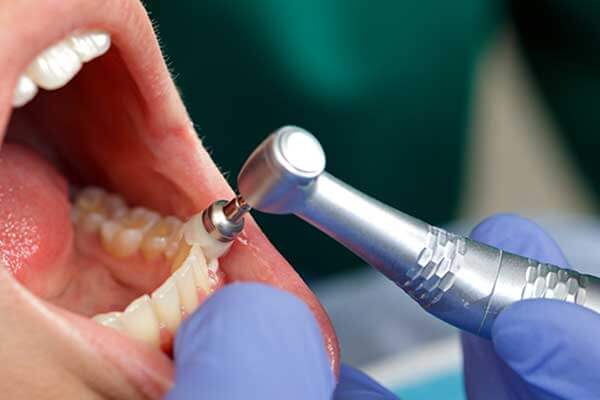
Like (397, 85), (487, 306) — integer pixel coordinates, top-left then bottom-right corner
(77, 186), (230, 348)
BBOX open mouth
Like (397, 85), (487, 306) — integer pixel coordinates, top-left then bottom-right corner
(1, 1), (339, 398)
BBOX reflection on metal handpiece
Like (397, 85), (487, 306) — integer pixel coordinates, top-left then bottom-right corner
(234, 126), (600, 337)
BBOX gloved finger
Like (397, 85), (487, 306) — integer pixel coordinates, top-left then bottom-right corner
(493, 299), (600, 400)
(462, 214), (569, 399)
(334, 364), (398, 399)
(165, 282), (335, 400)
(469, 213), (568, 266)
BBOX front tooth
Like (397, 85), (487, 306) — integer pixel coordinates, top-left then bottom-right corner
(151, 276), (182, 333)
(183, 214), (232, 259)
(188, 245), (210, 293)
(68, 31), (111, 63)
(207, 258), (219, 273)
(26, 40), (82, 90)
(93, 312), (125, 331)
(121, 295), (160, 347)
(174, 262), (199, 314)
(12, 75), (38, 107)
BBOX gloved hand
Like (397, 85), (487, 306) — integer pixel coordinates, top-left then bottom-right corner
(463, 214), (600, 399)
(164, 281), (399, 399)
(165, 282), (335, 399)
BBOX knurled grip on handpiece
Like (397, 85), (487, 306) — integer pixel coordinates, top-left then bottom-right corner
(295, 173), (600, 337)
(236, 126), (600, 338)
(401, 226), (600, 336)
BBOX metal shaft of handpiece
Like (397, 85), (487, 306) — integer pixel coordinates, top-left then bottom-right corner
(223, 196), (251, 223)
(236, 126), (600, 337)
(203, 196), (250, 242)
(293, 172), (600, 337)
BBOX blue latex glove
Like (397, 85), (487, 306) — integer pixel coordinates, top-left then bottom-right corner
(165, 283), (335, 399)
(463, 214), (600, 399)
(165, 282), (398, 399)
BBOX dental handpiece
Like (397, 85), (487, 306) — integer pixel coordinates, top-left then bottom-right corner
(203, 126), (600, 338)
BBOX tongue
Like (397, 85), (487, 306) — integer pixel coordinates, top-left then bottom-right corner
(0, 143), (73, 298)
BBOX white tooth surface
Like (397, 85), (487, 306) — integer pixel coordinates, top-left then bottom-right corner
(104, 194), (127, 219)
(189, 245), (210, 292)
(207, 258), (219, 273)
(100, 220), (120, 244)
(80, 212), (106, 233)
(174, 262), (199, 314)
(68, 31), (111, 62)
(142, 235), (167, 262)
(12, 75), (38, 107)
(26, 41), (82, 90)
(130, 207), (159, 226)
(151, 276), (182, 333)
(121, 295), (160, 347)
(165, 223), (184, 260)
(183, 214), (232, 259)
(112, 228), (144, 258)
(93, 312), (125, 331)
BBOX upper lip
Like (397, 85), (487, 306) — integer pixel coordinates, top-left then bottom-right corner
(0, 0), (340, 396)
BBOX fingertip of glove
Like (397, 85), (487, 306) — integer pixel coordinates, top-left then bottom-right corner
(173, 282), (328, 368)
(492, 300), (600, 396)
(176, 282), (318, 348)
(493, 300), (594, 365)
(170, 283), (336, 398)
(469, 213), (567, 265)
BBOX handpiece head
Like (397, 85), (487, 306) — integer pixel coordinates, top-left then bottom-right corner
(237, 126), (326, 214)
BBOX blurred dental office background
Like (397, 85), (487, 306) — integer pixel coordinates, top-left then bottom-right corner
(145, 1), (600, 398)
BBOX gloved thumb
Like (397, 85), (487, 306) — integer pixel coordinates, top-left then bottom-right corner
(492, 299), (600, 399)
(165, 282), (335, 400)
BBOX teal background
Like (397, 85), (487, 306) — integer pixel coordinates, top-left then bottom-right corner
(393, 371), (465, 400)
(143, 1), (600, 280)
(143, 0), (499, 279)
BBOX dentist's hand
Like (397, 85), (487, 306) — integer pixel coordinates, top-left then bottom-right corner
(463, 214), (600, 399)
(164, 282), (335, 399)
(165, 282), (399, 399)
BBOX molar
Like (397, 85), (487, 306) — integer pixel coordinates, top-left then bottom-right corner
(104, 194), (128, 220)
(100, 207), (158, 258)
(101, 223), (144, 258)
(122, 207), (160, 232)
(141, 217), (182, 262)
(80, 212), (106, 234)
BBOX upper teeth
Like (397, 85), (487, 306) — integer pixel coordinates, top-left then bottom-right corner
(13, 30), (111, 108)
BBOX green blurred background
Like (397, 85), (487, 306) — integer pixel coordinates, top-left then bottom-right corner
(143, 0), (600, 281)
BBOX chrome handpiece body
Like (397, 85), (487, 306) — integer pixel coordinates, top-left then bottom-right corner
(235, 126), (600, 337)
